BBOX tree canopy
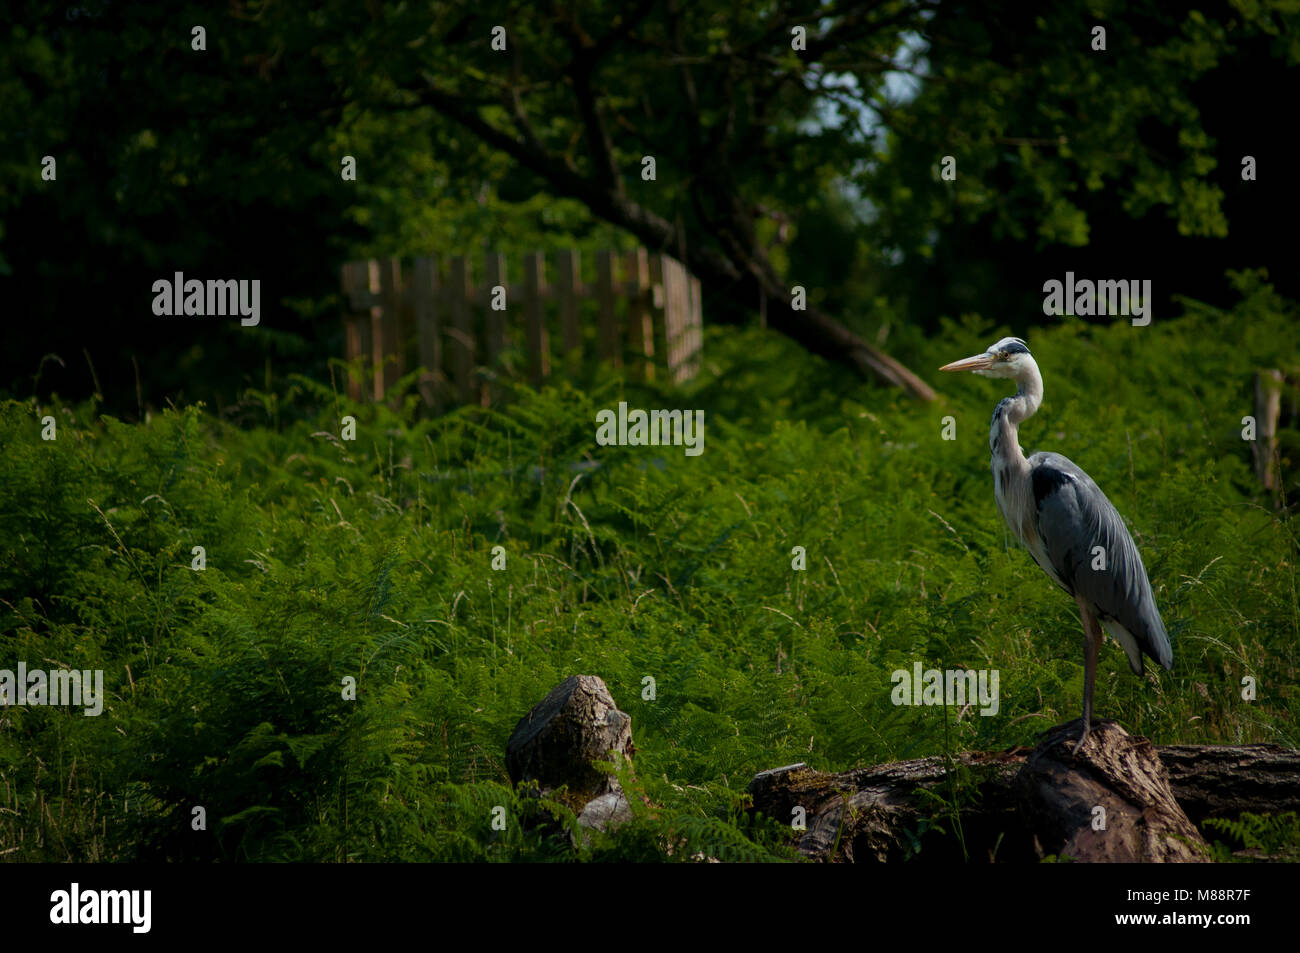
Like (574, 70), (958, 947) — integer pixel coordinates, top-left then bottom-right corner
(2, 1), (1295, 406)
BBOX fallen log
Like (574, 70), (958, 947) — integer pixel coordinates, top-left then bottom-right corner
(1157, 743), (1300, 825)
(747, 720), (1300, 863)
(749, 750), (1025, 863)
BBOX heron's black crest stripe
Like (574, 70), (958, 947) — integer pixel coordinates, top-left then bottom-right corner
(1032, 465), (1073, 508)
(1000, 339), (1030, 355)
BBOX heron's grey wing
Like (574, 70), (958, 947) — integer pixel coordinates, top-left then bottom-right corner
(1028, 452), (1172, 675)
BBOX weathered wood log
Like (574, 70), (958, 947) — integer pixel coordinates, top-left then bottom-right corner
(1014, 721), (1206, 862)
(748, 721), (1300, 862)
(748, 752), (1026, 862)
(506, 675), (634, 830)
(1157, 744), (1300, 825)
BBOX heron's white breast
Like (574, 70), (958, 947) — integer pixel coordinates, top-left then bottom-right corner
(994, 456), (1070, 593)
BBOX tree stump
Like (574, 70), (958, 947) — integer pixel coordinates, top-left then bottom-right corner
(1014, 720), (1207, 862)
(506, 675), (634, 831)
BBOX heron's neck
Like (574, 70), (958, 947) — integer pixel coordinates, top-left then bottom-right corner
(989, 360), (1043, 465)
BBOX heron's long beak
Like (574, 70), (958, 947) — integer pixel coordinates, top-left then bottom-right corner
(939, 352), (995, 373)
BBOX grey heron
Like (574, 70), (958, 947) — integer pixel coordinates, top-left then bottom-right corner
(941, 337), (1172, 754)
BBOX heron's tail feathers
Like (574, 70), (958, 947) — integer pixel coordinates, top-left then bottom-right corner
(1103, 616), (1172, 676)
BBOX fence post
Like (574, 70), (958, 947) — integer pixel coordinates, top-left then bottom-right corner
(340, 261), (373, 402)
(484, 252), (508, 403)
(624, 248), (653, 382)
(361, 261), (381, 399)
(556, 249), (582, 368)
(688, 273), (703, 381)
(660, 254), (689, 384)
(411, 256), (441, 411)
(596, 249), (620, 369)
(524, 252), (550, 386)
(649, 253), (666, 378)
(374, 258), (405, 400)
(447, 256), (475, 405)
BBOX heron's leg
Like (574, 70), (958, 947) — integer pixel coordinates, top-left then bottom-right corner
(1072, 603), (1103, 756)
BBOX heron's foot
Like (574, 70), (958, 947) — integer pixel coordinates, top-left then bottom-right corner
(1071, 721), (1090, 757)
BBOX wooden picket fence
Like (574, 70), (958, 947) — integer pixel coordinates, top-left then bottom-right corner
(340, 248), (703, 409)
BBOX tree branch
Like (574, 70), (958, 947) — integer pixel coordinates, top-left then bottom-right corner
(414, 15), (939, 402)
(556, 9), (625, 196)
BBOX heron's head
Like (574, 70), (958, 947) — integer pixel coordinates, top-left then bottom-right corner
(939, 337), (1033, 380)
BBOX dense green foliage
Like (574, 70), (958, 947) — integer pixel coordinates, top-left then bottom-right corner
(5, 1), (1297, 409)
(3, 274), (1296, 861)
(1204, 812), (1300, 862)
(867, 0), (1300, 324)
